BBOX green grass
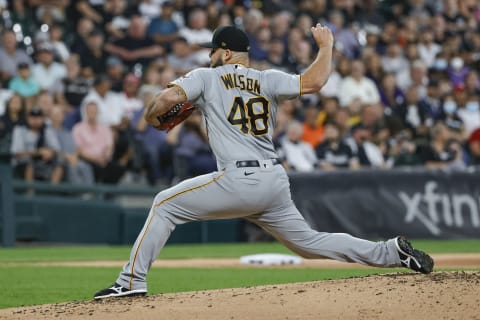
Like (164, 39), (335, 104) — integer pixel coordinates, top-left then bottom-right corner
(0, 266), (401, 309)
(1, 240), (479, 263)
(0, 240), (479, 309)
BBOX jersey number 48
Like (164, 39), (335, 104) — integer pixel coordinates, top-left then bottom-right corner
(227, 96), (270, 136)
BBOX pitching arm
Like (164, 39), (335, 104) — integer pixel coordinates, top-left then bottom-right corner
(144, 85), (188, 128)
(300, 23), (334, 95)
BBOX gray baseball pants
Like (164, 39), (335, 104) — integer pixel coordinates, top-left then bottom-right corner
(117, 160), (401, 291)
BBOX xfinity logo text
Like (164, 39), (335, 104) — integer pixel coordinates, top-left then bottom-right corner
(398, 181), (480, 235)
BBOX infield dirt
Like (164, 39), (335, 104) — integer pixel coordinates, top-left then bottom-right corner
(1, 270), (479, 320)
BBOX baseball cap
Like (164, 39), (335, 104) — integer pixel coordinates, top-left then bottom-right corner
(106, 56), (123, 67)
(17, 62), (30, 69)
(200, 26), (250, 52)
(36, 42), (54, 53)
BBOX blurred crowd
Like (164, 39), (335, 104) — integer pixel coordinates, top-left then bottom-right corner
(0, 0), (479, 187)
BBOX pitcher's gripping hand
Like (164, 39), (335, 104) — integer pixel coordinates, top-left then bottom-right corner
(311, 23), (334, 49)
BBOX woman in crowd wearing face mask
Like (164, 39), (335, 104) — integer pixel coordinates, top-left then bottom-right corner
(456, 94), (480, 137)
(440, 94), (464, 137)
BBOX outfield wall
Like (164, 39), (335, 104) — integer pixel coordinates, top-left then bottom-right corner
(1, 166), (480, 246)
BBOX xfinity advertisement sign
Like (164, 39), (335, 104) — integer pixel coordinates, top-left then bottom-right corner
(399, 181), (480, 236)
(289, 169), (480, 239)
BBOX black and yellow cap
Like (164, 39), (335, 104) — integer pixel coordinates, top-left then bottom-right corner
(200, 26), (250, 52)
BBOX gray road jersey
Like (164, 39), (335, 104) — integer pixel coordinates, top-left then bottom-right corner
(171, 64), (300, 164)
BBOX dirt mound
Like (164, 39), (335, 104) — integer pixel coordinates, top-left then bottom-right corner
(1, 271), (479, 320)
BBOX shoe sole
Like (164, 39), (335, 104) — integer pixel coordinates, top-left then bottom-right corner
(94, 290), (147, 300)
(395, 237), (434, 274)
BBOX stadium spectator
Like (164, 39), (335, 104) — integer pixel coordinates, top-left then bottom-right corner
(53, 55), (92, 129)
(315, 122), (359, 170)
(345, 123), (376, 167)
(35, 91), (55, 125)
(382, 43), (409, 77)
(79, 29), (109, 78)
(167, 109), (216, 183)
(138, 63), (161, 96)
(289, 39), (313, 74)
(132, 91), (171, 185)
(464, 71), (480, 96)
(392, 131), (422, 167)
(117, 73), (143, 120)
(105, 56), (126, 92)
(399, 86), (429, 138)
(243, 9), (267, 61)
(264, 37), (288, 71)
(157, 64), (176, 87)
(70, 17), (95, 58)
(10, 107), (63, 183)
(397, 59), (428, 98)
(327, 10), (359, 59)
(0, 30), (33, 84)
(278, 120), (318, 172)
(31, 42), (67, 92)
(178, 8), (213, 66)
(418, 80), (443, 123)
(8, 63), (40, 99)
(106, 15), (164, 70)
(0, 94), (24, 155)
(72, 101), (114, 183)
(301, 104), (324, 148)
(49, 105), (94, 185)
(146, 1), (179, 50)
(338, 59), (380, 108)
(379, 73), (405, 116)
(457, 94), (480, 136)
(466, 128), (480, 166)
(364, 52), (385, 87)
(270, 11), (292, 47)
(418, 26), (442, 68)
(418, 122), (465, 169)
(102, 0), (132, 40)
(166, 37), (200, 75)
(49, 23), (70, 62)
(81, 74), (123, 127)
(448, 56), (470, 86)
(106, 114), (136, 184)
(439, 94), (464, 136)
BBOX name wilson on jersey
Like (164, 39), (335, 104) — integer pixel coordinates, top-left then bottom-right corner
(220, 73), (261, 95)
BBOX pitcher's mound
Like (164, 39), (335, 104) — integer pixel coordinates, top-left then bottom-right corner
(1, 271), (479, 320)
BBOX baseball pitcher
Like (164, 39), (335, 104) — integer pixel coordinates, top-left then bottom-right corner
(94, 24), (434, 299)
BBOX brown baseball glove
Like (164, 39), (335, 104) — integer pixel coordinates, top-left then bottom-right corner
(154, 102), (197, 131)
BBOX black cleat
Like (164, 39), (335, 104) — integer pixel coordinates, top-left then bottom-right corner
(395, 236), (434, 274)
(93, 283), (147, 300)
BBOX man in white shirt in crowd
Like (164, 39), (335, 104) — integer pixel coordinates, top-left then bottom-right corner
(31, 42), (67, 92)
(81, 74), (124, 127)
(278, 121), (318, 172)
(338, 59), (380, 108)
(178, 8), (213, 66)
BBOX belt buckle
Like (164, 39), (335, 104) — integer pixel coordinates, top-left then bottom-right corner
(259, 159), (272, 170)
